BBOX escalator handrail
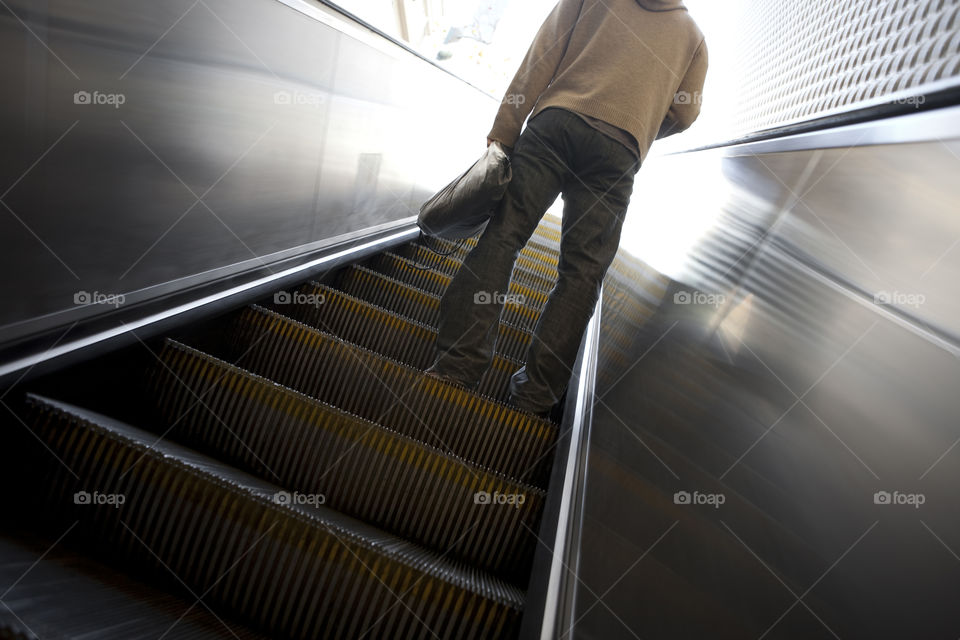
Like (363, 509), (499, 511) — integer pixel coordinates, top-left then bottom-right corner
(520, 289), (603, 639)
(0, 223), (419, 388)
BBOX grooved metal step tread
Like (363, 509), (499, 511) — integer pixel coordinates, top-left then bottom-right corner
(370, 251), (558, 295)
(23, 395), (525, 640)
(150, 339), (545, 579)
(391, 244), (462, 276)
(422, 219), (561, 252)
(224, 305), (557, 487)
(394, 244), (559, 287)
(364, 252), (451, 296)
(335, 266), (541, 331)
(270, 283), (533, 366)
(532, 217), (563, 239)
(414, 240), (559, 272)
(357, 253), (550, 309)
(464, 235), (561, 261)
(431, 236), (560, 267)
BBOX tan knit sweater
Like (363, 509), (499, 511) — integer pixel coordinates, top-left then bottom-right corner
(488, 0), (707, 162)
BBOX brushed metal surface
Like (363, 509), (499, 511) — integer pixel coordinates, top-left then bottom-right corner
(626, 130), (960, 342)
(0, 0), (494, 348)
(580, 115), (960, 637)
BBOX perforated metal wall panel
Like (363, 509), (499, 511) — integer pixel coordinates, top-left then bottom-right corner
(734, 0), (960, 134)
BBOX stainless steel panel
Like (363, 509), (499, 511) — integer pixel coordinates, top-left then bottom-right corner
(0, 0), (494, 347)
(629, 132), (960, 342)
(772, 140), (960, 339)
(579, 114), (960, 637)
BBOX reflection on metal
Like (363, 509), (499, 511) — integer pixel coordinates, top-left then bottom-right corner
(578, 107), (960, 637)
(0, 224), (418, 382)
(353, 152), (384, 215)
(627, 122), (960, 344)
(715, 104), (960, 155)
(0, 0), (495, 359)
(535, 295), (602, 640)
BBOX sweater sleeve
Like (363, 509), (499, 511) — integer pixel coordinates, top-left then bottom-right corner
(488, 0), (584, 148)
(656, 38), (708, 140)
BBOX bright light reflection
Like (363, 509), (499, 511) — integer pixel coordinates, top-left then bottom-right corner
(619, 152), (732, 278)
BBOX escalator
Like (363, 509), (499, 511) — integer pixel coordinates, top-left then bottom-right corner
(0, 216), (572, 639)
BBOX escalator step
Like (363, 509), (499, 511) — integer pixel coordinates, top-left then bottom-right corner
(462, 218), (563, 247)
(223, 306), (556, 487)
(394, 244), (559, 288)
(464, 235), (561, 261)
(533, 216), (563, 238)
(364, 253), (451, 297)
(368, 252), (557, 295)
(430, 237), (560, 268)
(358, 253), (549, 309)
(413, 240), (558, 272)
(335, 266), (541, 331)
(22, 395), (525, 640)
(148, 341), (544, 579)
(337, 266), (437, 326)
(269, 284), (533, 365)
(421, 219), (561, 254)
(391, 244), (462, 276)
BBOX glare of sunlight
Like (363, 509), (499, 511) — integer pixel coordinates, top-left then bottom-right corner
(619, 152), (733, 278)
(336, 0), (746, 270)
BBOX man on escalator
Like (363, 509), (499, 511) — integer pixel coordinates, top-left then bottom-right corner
(428, 0), (708, 417)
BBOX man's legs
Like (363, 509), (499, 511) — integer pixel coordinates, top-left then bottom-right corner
(429, 110), (572, 384)
(509, 132), (640, 413)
